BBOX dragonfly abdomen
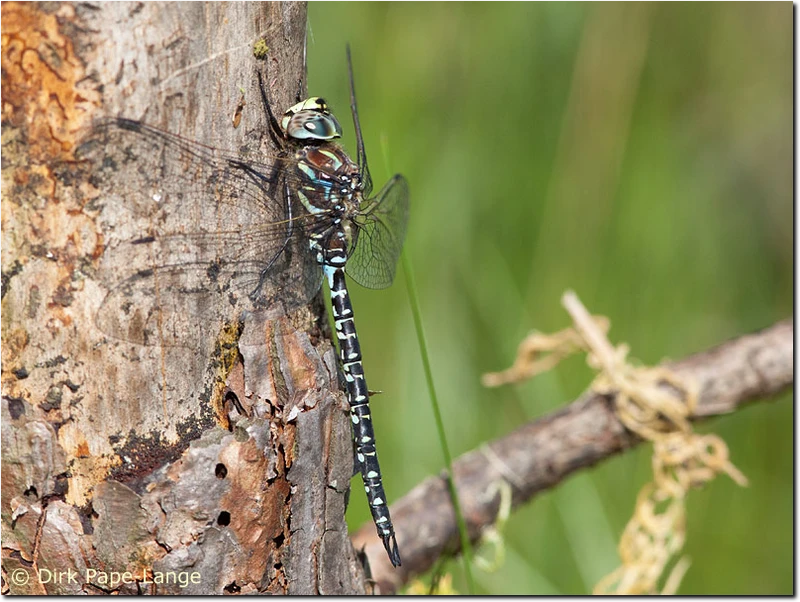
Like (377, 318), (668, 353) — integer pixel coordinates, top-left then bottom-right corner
(324, 264), (401, 567)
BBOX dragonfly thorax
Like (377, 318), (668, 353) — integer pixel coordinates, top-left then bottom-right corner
(294, 145), (363, 219)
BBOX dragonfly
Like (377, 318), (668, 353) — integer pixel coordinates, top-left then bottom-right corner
(81, 48), (408, 567)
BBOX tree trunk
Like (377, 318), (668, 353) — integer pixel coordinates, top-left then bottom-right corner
(2, 2), (369, 594)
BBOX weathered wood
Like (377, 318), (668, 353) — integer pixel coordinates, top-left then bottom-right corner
(2, 2), (368, 594)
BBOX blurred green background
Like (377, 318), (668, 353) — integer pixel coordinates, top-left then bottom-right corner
(307, 3), (792, 595)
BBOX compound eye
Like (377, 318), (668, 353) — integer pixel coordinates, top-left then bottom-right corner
(285, 110), (343, 141)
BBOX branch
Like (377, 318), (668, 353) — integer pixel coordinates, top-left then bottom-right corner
(354, 318), (793, 592)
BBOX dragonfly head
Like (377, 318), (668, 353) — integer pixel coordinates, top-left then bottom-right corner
(281, 97), (343, 141)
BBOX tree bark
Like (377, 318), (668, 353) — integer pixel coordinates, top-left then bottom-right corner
(2, 2), (369, 594)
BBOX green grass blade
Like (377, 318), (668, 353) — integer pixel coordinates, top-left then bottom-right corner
(402, 252), (476, 593)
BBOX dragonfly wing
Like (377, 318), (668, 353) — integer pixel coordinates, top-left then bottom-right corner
(346, 174), (409, 289)
(81, 118), (324, 345)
